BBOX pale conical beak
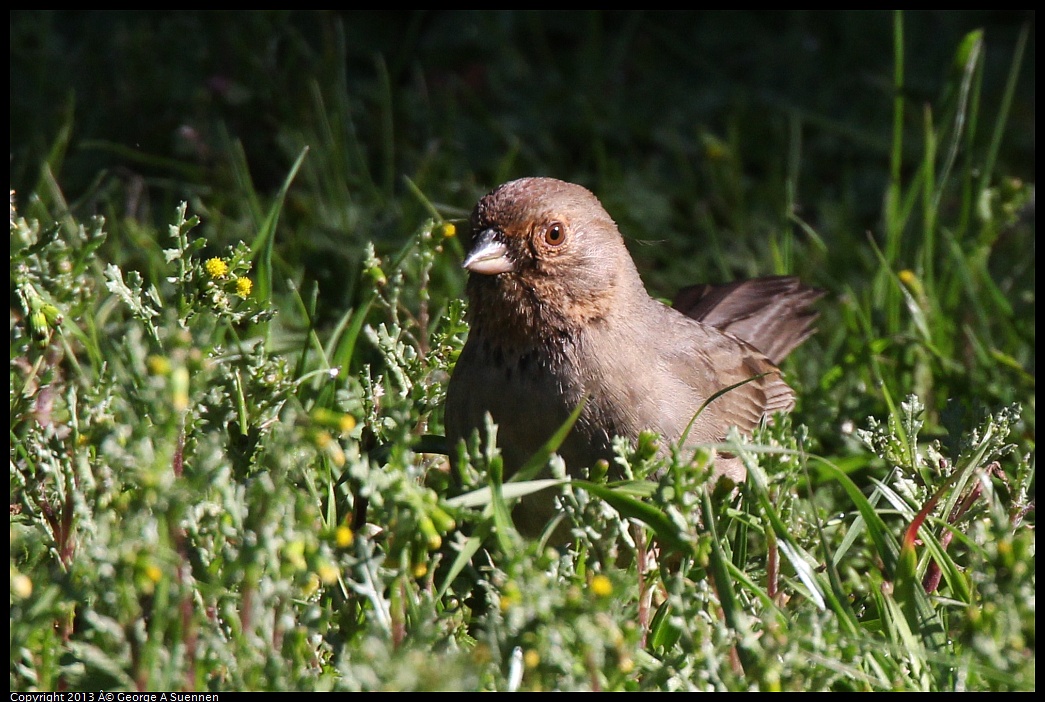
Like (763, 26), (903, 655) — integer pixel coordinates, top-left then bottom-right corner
(462, 228), (514, 275)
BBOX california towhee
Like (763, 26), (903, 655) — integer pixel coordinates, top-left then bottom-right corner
(445, 177), (821, 532)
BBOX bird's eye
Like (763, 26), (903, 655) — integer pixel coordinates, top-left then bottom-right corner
(543, 221), (566, 247)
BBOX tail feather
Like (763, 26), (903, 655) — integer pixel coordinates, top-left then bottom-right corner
(673, 276), (824, 365)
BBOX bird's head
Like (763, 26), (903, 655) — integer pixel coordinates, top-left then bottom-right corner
(462, 177), (641, 340)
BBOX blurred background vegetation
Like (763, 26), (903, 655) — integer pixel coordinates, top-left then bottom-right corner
(10, 10), (1035, 691)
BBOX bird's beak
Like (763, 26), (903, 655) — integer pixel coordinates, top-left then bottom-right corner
(462, 228), (514, 275)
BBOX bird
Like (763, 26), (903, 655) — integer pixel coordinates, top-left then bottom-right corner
(444, 177), (821, 533)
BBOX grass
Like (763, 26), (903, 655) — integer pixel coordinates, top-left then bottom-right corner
(10, 10), (1034, 691)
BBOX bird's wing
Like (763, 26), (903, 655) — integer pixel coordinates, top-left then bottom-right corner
(659, 308), (795, 441)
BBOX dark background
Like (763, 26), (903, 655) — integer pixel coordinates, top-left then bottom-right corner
(10, 11), (1034, 224)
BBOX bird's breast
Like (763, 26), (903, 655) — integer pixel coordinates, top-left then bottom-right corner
(445, 330), (624, 476)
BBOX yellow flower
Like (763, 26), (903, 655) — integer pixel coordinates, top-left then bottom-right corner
(591, 574), (613, 597)
(317, 562), (340, 585)
(205, 257), (229, 278)
(235, 276), (253, 297)
(145, 564), (163, 583)
(147, 355), (172, 376)
(439, 222), (457, 238)
(335, 525), (354, 548)
(524, 649), (540, 669)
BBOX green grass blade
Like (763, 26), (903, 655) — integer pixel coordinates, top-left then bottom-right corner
(250, 146), (309, 307)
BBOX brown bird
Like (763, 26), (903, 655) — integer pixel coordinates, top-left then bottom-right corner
(445, 177), (821, 532)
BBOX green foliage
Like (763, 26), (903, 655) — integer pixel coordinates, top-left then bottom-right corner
(10, 10), (1034, 692)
